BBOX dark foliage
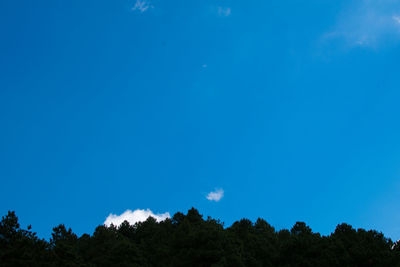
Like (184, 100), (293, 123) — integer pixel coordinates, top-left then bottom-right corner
(1, 209), (399, 266)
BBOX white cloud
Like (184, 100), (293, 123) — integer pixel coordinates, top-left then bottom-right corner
(218, 7), (231, 17)
(104, 209), (170, 227)
(132, 0), (152, 13)
(206, 189), (224, 202)
(393, 15), (400, 24)
(322, 0), (400, 48)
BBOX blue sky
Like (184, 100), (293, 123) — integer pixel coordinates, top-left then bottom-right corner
(1, 0), (400, 240)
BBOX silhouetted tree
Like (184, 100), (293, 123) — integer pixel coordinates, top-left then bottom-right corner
(1, 209), (400, 266)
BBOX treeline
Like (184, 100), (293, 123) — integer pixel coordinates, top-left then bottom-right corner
(1, 208), (400, 266)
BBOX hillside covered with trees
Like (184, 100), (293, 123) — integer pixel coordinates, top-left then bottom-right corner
(1, 208), (400, 266)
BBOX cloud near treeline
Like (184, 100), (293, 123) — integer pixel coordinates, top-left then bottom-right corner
(104, 209), (170, 227)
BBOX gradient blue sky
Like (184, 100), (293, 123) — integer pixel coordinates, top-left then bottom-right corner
(2, 0), (400, 240)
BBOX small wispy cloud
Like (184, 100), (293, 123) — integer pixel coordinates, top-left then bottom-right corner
(104, 209), (170, 227)
(218, 7), (231, 17)
(206, 189), (224, 202)
(321, 0), (400, 49)
(393, 15), (400, 25)
(132, 0), (152, 13)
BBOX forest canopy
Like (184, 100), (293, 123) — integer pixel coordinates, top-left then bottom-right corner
(1, 208), (400, 266)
